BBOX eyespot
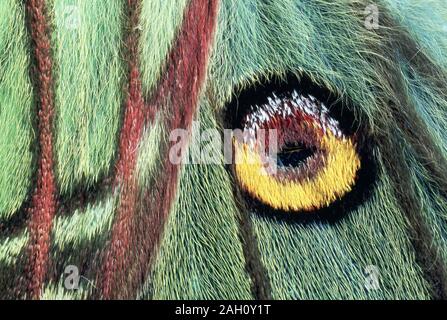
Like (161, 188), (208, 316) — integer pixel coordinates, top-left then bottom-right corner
(229, 77), (362, 213)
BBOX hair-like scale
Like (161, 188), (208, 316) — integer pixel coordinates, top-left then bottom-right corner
(0, 0), (446, 300)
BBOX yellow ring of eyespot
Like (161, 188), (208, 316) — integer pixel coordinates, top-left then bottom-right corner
(234, 131), (361, 212)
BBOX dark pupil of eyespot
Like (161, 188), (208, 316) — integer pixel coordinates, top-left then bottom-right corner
(276, 142), (316, 168)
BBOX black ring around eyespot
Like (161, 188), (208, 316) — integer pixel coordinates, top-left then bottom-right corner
(222, 73), (377, 224)
(224, 73), (359, 137)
